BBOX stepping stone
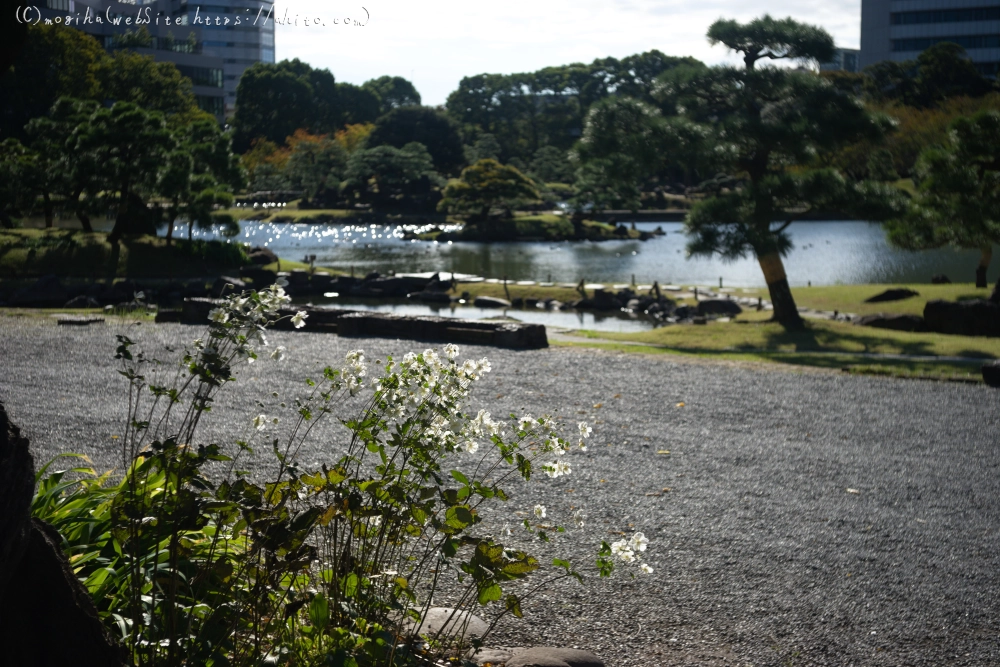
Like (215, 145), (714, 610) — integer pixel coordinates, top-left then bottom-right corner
(55, 316), (105, 326)
(404, 607), (489, 643)
(505, 647), (605, 667)
(515, 280), (536, 286)
(583, 283), (605, 290)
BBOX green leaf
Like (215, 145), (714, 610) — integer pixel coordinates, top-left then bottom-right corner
(445, 505), (474, 530)
(476, 582), (502, 605)
(450, 469), (469, 485)
(309, 592), (329, 630)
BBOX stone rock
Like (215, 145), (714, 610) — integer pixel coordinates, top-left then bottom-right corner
(247, 246), (278, 265)
(337, 312), (548, 349)
(239, 266), (278, 287)
(409, 290), (453, 303)
(288, 269), (310, 286)
(406, 607), (489, 643)
(864, 288), (919, 303)
(592, 289), (620, 310)
(64, 295), (100, 308)
(673, 305), (694, 319)
(10, 274), (69, 307)
(0, 403), (126, 666)
(697, 299), (742, 316)
(467, 647), (519, 666)
(0, 402), (34, 603)
(511, 297), (524, 308)
(855, 313), (926, 332)
(983, 360), (1000, 387)
(924, 299), (1000, 337)
(212, 275), (247, 298)
(505, 647), (605, 667)
(364, 271), (381, 281)
(931, 274), (951, 284)
(474, 296), (511, 308)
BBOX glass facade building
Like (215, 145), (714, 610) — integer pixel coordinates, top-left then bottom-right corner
(861, 0), (1000, 75)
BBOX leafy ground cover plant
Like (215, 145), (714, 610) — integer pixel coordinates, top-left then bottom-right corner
(31, 283), (651, 667)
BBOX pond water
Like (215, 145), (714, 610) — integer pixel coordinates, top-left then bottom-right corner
(175, 219), (996, 288)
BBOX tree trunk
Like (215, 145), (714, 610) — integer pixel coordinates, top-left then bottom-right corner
(42, 192), (54, 228)
(990, 274), (1000, 304)
(71, 188), (93, 232)
(976, 245), (992, 288)
(187, 219), (194, 241)
(758, 252), (804, 330)
(165, 207), (175, 245)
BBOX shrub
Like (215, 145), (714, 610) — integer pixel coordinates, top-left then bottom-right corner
(32, 283), (651, 666)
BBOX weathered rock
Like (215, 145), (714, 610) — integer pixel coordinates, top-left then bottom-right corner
(931, 274), (951, 284)
(408, 290), (453, 303)
(247, 246), (278, 265)
(288, 269), (311, 286)
(983, 360), (1000, 387)
(0, 403), (126, 666)
(337, 312), (548, 349)
(212, 275), (247, 298)
(864, 288), (919, 303)
(697, 299), (743, 316)
(924, 299), (1000, 337)
(474, 296), (511, 308)
(0, 402), (34, 602)
(467, 647), (519, 666)
(406, 607), (489, 643)
(239, 266), (278, 287)
(592, 289), (620, 310)
(64, 295), (100, 308)
(855, 313), (926, 332)
(10, 274), (69, 307)
(505, 647), (605, 667)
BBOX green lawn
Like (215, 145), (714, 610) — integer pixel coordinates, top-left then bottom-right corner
(560, 317), (997, 382)
(739, 283), (993, 317)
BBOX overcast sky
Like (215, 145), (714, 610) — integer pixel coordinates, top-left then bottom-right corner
(271, 0), (862, 106)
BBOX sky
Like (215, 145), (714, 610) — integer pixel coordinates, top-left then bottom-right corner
(271, 0), (863, 107)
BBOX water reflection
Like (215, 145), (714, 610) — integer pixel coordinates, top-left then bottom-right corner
(177, 220), (998, 287)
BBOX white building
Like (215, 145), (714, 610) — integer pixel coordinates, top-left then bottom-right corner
(860, 0), (1000, 75)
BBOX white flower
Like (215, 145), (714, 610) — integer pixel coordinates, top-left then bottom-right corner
(252, 414), (267, 431)
(275, 277), (289, 287)
(533, 504), (546, 519)
(640, 563), (654, 574)
(208, 307), (229, 324)
(610, 540), (636, 563)
(578, 422), (592, 438)
(578, 440), (588, 452)
(291, 310), (308, 328)
(517, 415), (536, 432)
(192, 338), (204, 350)
(463, 439), (479, 453)
(270, 345), (286, 361)
(443, 343), (459, 360)
(629, 532), (649, 552)
(573, 509), (586, 528)
(555, 460), (571, 476)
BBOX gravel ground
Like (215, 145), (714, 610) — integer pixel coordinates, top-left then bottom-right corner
(1, 316), (998, 667)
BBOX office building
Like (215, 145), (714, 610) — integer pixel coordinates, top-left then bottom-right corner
(861, 0), (1000, 75)
(34, 0), (274, 120)
(182, 1), (276, 117)
(820, 48), (861, 72)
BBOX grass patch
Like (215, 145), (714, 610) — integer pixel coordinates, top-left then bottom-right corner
(0, 229), (251, 279)
(736, 282), (993, 317)
(556, 316), (997, 382)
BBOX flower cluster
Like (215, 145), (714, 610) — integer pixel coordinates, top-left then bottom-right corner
(610, 532), (653, 573)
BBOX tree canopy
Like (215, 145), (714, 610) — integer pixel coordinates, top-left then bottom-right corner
(367, 107), (466, 175)
(438, 159), (539, 222)
(664, 16), (904, 328)
(362, 76), (422, 115)
(884, 111), (1000, 288)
